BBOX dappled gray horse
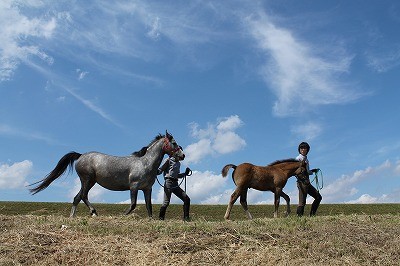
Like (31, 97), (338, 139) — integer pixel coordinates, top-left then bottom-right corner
(29, 131), (184, 217)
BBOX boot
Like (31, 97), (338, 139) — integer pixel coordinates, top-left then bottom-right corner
(310, 197), (321, 216)
(183, 202), (190, 222)
(159, 206), (167, 220)
(296, 206), (304, 217)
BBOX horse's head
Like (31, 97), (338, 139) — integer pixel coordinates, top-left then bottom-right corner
(163, 130), (185, 160)
(295, 160), (309, 179)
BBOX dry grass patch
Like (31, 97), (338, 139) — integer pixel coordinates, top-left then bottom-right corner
(1, 214), (399, 265)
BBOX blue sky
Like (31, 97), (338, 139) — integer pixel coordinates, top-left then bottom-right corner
(1, 0), (400, 207)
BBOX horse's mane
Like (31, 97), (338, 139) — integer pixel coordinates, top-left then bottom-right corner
(268, 158), (298, 166)
(131, 134), (164, 157)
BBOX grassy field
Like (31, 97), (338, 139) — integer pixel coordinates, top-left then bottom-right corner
(1, 202), (399, 265)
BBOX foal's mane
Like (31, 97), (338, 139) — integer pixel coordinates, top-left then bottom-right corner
(268, 158), (298, 166)
(131, 134), (165, 157)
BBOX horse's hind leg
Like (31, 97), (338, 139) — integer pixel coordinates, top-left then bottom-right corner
(80, 178), (97, 216)
(70, 188), (82, 218)
(280, 191), (291, 217)
(225, 187), (241, 220)
(125, 189), (138, 215)
(240, 189), (253, 220)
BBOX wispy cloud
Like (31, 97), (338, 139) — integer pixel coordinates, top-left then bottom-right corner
(185, 115), (246, 164)
(245, 11), (363, 117)
(291, 121), (323, 141)
(62, 86), (122, 128)
(76, 69), (89, 80)
(365, 48), (400, 73)
(0, 1), (56, 81)
(0, 123), (59, 144)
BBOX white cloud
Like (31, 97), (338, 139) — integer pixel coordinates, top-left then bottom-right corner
(347, 194), (381, 204)
(185, 139), (213, 165)
(322, 160), (394, 203)
(185, 115), (246, 164)
(0, 1), (56, 81)
(245, 12), (362, 117)
(0, 160), (32, 189)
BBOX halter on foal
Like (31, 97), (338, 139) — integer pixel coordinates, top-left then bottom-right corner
(221, 159), (307, 219)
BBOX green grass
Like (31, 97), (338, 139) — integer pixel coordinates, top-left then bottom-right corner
(1, 201), (399, 221)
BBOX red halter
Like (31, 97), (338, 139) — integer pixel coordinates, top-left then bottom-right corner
(163, 137), (180, 156)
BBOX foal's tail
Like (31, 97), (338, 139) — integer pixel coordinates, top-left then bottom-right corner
(222, 163), (237, 177)
(29, 152), (82, 195)
(222, 164), (237, 185)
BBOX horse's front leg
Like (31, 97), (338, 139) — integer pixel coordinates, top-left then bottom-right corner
(125, 189), (138, 215)
(280, 191), (291, 217)
(143, 188), (153, 218)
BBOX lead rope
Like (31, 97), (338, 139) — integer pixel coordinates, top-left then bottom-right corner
(156, 169), (192, 190)
(311, 169), (324, 191)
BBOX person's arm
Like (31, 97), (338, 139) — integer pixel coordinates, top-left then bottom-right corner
(177, 167), (192, 179)
(157, 159), (169, 175)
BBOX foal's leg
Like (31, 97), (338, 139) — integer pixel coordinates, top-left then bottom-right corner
(239, 189), (253, 220)
(125, 189), (138, 215)
(225, 187), (241, 220)
(280, 191), (291, 217)
(273, 189), (282, 218)
(142, 188), (153, 218)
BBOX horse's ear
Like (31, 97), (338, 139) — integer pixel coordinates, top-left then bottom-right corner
(166, 130), (172, 140)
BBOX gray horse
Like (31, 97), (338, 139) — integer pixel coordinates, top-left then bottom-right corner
(29, 131), (184, 217)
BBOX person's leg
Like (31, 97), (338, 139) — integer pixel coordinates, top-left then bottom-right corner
(307, 185), (322, 216)
(296, 181), (308, 216)
(172, 186), (191, 221)
(159, 181), (172, 220)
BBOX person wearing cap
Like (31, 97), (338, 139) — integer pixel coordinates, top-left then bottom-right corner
(157, 147), (192, 221)
(295, 142), (322, 216)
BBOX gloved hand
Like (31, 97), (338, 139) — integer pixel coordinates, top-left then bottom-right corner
(185, 167), (192, 176)
(311, 168), (320, 173)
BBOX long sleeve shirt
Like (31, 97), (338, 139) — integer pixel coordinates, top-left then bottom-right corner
(158, 157), (185, 180)
(295, 154), (314, 175)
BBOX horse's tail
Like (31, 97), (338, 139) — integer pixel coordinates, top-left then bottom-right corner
(29, 152), (82, 195)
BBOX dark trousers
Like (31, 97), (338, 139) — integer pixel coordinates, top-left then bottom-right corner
(296, 178), (322, 216)
(159, 178), (190, 220)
